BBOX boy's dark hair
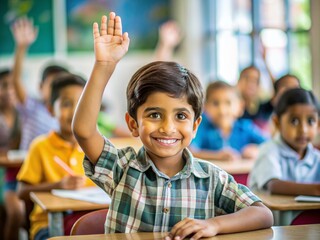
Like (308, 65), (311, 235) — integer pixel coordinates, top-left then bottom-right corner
(50, 73), (86, 106)
(275, 88), (320, 118)
(41, 65), (69, 84)
(239, 65), (260, 82)
(126, 61), (203, 121)
(0, 69), (11, 81)
(205, 80), (239, 101)
(274, 74), (300, 93)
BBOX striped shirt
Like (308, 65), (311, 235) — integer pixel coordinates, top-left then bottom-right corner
(84, 138), (260, 233)
(17, 97), (59, 150)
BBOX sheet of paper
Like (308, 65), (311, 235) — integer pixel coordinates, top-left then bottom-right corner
(51, 187), (111, 204)
(294, 195), (320, 202)
(7, 150), (28, 161)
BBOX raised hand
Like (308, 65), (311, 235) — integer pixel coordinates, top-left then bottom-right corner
(93, 12), (130, 64)
(159, 20), (182, 49)
(11, 17), (38, 48)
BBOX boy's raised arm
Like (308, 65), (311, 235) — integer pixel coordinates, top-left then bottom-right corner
(11, 18), (38, 104)
(72, 13), (130, 164)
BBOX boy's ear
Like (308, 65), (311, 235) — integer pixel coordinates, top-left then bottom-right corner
(125, 112), (139, 137)
(47, 104), (55, 117)
(192, 116), (202, 138)
(236, 97), (245, 117)
(272, 114), (280, 130)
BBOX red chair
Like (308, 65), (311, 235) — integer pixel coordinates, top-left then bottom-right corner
(290, 209), (320, 225)
(70, 209), (108, 235)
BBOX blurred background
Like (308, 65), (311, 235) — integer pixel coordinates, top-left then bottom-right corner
(0, 0), (319, 127)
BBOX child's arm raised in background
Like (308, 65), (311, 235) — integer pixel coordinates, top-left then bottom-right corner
(267, 179), (320, 196)
(72, 13), (130, 164)
(11, 17), (38, 104)
(154, 20), (182, 61)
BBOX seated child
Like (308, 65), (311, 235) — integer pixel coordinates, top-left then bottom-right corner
(17, 73), (95, 240)
(8, 18), (68, 240)
(72, 12), (273, 240)
(255, 74), (301, 135)
(190, 81), (267, 161)
(249, 88), (320, 195)
(0, 68), (21, 240)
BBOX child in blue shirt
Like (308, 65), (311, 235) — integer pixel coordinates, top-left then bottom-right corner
(249, 88), (320, 195)
(190, 81), (267, 161)
(72, 13), (273, 240)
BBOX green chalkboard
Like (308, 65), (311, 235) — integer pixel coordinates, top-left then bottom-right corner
(0, 0), (54, 55)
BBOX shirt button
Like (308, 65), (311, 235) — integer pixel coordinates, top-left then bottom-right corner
(70, 158), (77, 166)
(168, 182), (172, 188)
(163, 208), (170, 213)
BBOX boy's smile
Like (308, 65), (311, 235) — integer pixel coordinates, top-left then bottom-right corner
(126, 92), (201, 174)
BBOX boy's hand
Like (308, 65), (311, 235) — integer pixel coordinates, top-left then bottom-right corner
(11, 17), (38, 48)
(93, 12), (130, 65)
(218, 149), (241, 161)
(59, 176), (85, 190)
(165, 218), (218, 240)
(241, 144), (259, 160)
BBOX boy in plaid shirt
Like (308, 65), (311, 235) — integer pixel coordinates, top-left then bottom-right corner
(72, 12), (273, 240)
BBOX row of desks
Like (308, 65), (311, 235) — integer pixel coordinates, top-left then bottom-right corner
(30, 190), (320, 237)
(49, 224), (320, 240)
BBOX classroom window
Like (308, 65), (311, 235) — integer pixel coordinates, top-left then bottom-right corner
(202, 0), (311, 90)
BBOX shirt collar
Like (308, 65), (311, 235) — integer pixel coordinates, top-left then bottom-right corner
(128, 147), (210, 179)
(48, 131), (82, 152)
(275, 135), (315, 167)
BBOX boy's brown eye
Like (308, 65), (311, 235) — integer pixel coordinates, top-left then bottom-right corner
(177, 113), (186, 120)
(150, 113), (161, 119)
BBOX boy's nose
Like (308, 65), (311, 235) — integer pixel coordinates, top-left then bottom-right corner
(298, 122), (308, 133)
(159, 118), (176, 134)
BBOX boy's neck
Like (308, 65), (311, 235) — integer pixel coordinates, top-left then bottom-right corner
(219, 125), (233, 137)
(148, 152), (186, 178)
(56, 131), (77, 145)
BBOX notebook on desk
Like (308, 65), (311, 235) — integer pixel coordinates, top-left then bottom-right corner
(294, 195), (320, 202)
(51, 187), (111, 204)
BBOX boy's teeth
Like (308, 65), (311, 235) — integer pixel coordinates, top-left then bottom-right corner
(157, 139), (176, 144)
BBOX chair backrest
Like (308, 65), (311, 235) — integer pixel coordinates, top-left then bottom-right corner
(70, 209), (108, 235)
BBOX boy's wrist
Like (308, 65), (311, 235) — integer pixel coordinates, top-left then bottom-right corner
(94, 60), (118, 69)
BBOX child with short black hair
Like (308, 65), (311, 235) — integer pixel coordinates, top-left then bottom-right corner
(190, 81), (267, 161)
(72, 13), (273, 240)
(17, 73), (94, 240)
(249, 88), (320, 195)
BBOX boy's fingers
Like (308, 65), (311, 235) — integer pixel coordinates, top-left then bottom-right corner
(93, 22), (100, 39)
(107, 12), (115, 35)
(114, 16), (122, 36)
(100, 15), (107, 35)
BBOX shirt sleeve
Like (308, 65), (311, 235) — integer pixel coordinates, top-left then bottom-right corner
(213, 168), (260, 216)
(248, 141), (282, 190)
(17, 139), (43, 184)
(248, 122), (268, 144)
(83, 137), (136, 196)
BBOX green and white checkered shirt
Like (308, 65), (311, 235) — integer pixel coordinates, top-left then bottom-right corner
(84, 138), (260, 233)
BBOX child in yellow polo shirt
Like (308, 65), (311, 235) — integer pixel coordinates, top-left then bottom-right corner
(17, 73), (94, 240)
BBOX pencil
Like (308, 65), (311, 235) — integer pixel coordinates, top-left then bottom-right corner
(53, 156), (75, 176)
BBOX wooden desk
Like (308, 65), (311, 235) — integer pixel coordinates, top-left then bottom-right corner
(255, 191), (320, 225)
(208, 159), (254, 185)
(30, 192), (109, 237)
(0, 153), (24, 168)
(48, 224), (320, 240)
(109, 137), (143, 152)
